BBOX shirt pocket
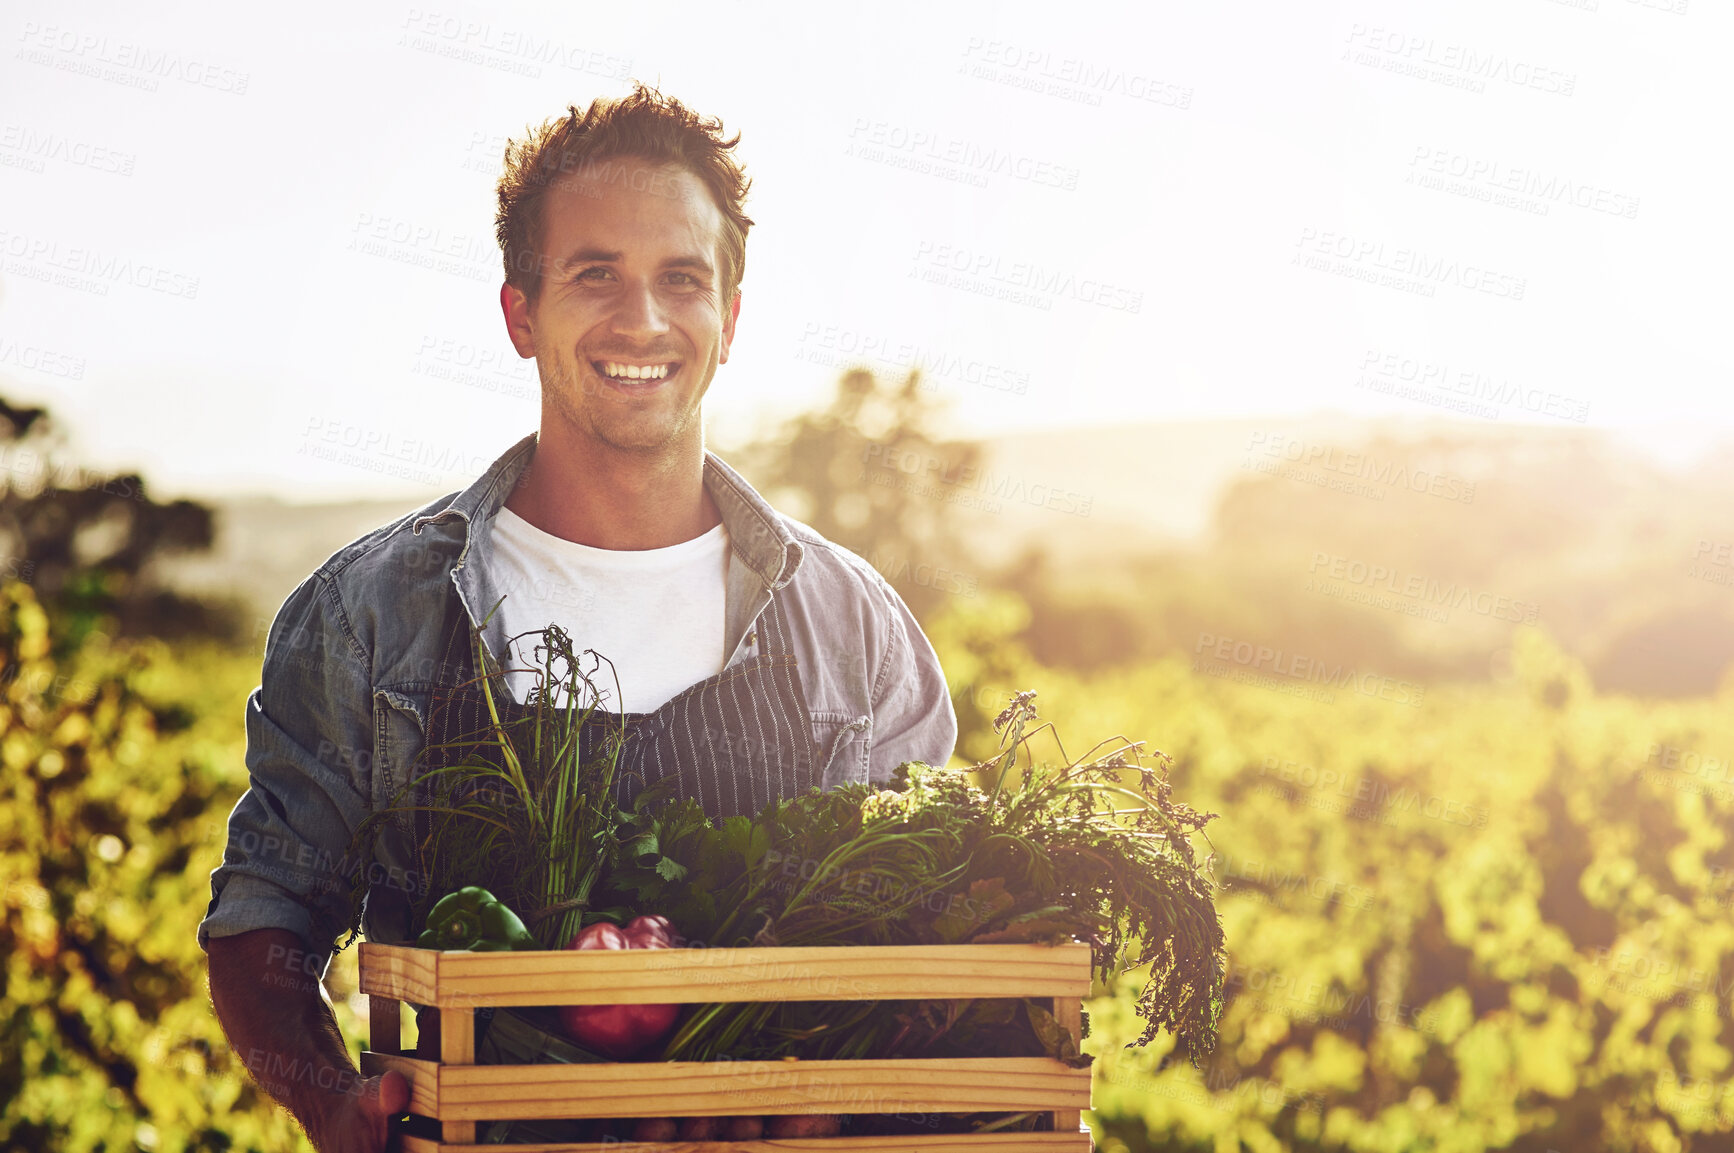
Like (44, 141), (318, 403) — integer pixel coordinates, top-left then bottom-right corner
(811, 712), (871, 790)
(366, 687), (432, 944)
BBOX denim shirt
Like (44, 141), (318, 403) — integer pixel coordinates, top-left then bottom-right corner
(196, 432), (957, 967)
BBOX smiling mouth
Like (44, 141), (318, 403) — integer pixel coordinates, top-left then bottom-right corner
(593, 359), (681, 385)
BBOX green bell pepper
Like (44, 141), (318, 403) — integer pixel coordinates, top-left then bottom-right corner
(416, 886), (538, 952)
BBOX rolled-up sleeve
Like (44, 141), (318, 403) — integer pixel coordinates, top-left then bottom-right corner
(866, 579), (958, 782)
(198, 571), (374, 967)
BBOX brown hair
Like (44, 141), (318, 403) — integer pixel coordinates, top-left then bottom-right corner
(495, 82), (754, 306)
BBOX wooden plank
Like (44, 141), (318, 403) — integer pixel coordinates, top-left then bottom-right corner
(357, 943), (1090, 1010)
(369, 995), (401, 1056)
(358, 942), (441, 1003)
(358, 1052), (440, 1118)
(402, 1133), (1091, 1153)
(441, 1008), (476, 1144)
(429, 1057), (1090, 1122)
(1048, 998), (1084, 1136)
(358, 1052), (1080, 1137)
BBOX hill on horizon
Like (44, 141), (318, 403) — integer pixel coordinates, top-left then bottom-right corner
(155, 417), (1734, 698)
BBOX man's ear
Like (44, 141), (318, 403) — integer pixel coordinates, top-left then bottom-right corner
(500, 281), (536, 358)
(718, 290), (742, 366)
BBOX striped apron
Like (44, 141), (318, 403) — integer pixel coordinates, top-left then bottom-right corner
(411, 583), (822, 1142)
(423, 578), (820, 822)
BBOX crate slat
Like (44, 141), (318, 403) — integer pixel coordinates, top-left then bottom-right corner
(362, 1055), (1088, 1122)
(358, 943), (1091, 1010)
(401, 1133), (1091, 1153)
(358, 942), (441, 1002)
(1049, 998), (1083, 1135)
(441, 1001), (477, 1144)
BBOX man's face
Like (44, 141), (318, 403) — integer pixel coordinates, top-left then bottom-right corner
(501, 157), (739, 455)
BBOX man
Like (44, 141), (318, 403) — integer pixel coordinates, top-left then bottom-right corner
(201, 84), (957, 1151)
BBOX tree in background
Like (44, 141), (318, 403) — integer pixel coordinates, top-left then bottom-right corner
(0, 397), (235, 655)
(725, 367), (982, 624)
(0, 392), (298, 1150)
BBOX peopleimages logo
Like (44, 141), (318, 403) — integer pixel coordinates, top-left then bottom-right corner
(794, 321), (1031, 396)
(1643, 742), (1732, 789)
(1406, 147), (1640, 220)
(1341, 24), (1577, 96)
(1293, 228), (1526, 301)
(911, 241), (1143, 313)
(0, 125), (137, 175)
(0, 229), (200, 299)
(859, 443), (1094, 518)
(1686, 539), (1734, 589)
(846, 118), (1080, 191)
(1355, 348), (1591, 423)
(1223, 967), (1441, 1034)
(396, 9), (632, 80)
(1214, 853), (1377, 911)
(1193, 632), (1426, 708)
(1245, 432), (1477, 504)
(0, 339), (85, 380)
(15, 22), (251, 94)
(1257, 755), (1489, 829)
(1306, 552), (1539, 624)
(957, 37), (1194, 110)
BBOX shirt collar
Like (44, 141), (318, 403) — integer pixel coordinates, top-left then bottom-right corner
(413, 431), (804, 591)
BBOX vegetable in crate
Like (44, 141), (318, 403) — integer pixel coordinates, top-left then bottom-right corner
(621, 913), (682, 948)
(556, 916), (682, 1058)
(344, 618), (1225, 1077)
(343, 621), (633, 954)
(600, 691), (1226, 1067)
(415, 886), (536, 952)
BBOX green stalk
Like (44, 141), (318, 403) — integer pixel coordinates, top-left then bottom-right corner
(474, 631), (537, 838)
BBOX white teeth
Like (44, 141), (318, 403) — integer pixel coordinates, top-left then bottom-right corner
(599, 361), (672, 380)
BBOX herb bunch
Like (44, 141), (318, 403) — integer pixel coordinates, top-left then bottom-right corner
(596, 691), (1226, 1064)
(346, 616), (632, 950)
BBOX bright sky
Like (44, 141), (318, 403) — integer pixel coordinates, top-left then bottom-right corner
(2, 0), (1728, 502)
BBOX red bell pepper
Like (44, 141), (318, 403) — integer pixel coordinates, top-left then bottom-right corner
(622, 914), (682, 949)
(556, 917), (682, 1058)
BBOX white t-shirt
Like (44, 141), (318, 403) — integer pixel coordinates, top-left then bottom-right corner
(485, 507), (729, 714)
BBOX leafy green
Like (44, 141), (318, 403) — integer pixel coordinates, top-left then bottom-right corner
(343, 624), (1225, 1065)
(594, 690), (1226, 1064)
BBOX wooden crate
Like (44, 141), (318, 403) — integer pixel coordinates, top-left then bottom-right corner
(359, 941), (1094, 1152)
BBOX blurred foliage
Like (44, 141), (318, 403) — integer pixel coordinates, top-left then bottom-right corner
(0, 393), (342, 1150)
(995, 430), (1734, 698)
(734, 371), (1734, 701)
(0, 579), (335, 1151)
(726, 367), (982, 622)
(928, 603), (1734, 1151)
(0, 397), (241, 654)
(10, 370), (1734, 1150)
(737, 368), (1734, 1146)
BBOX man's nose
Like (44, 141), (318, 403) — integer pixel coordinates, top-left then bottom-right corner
(609, 279), (670, 341)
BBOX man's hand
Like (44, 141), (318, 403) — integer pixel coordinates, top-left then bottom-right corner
(208, 928), (407, 1153)
(304, 1069), (409, 1153)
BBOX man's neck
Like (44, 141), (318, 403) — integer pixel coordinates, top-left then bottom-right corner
(503, 423), (721, 551)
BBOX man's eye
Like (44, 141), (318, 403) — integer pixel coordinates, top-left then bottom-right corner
(667, 272), (699, 287)
(575, 267), (610, 281)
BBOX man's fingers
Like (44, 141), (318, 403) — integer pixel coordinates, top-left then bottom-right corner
(368, 1069), (411, 1117)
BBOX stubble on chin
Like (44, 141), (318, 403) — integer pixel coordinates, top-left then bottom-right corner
(535, 347), (700, 455)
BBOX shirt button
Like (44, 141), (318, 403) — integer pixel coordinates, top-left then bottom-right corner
(745, 631), (757, 647)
